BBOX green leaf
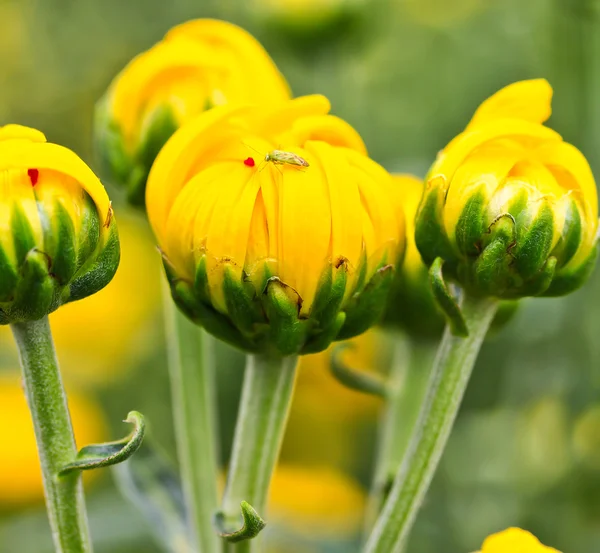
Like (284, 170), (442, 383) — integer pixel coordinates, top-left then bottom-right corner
(330, 343), (388, 397)
(112, 438), (193, 553)
(59, 411), (145, 476)
(429, 257), (469, 337)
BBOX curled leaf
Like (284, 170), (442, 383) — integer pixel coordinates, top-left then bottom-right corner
(59, 411), (145, 476)
(429, 257), (469, 337)
(330, 343), (388, 398)
(214, 501), (266, 543)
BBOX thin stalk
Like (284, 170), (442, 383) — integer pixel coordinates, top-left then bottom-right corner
(222, 354), (298, 552)
(11, 316), (93, 553)
(365, 337), (436, 531)
(163, 285), (221, 553)
(364, 295), (497, 553)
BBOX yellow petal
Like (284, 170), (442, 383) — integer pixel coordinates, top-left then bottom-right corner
(306, 142), (364, 297)
(431, 118), (562, 184)
(0, 140), (111, 225)
(277, 146), (332, 313)
(466, 79), (553, 130)
(290, 115), (367, 155)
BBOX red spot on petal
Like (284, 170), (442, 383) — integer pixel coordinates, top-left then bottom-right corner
(243, 157), (255, 167)
(28, 169), (39, 187)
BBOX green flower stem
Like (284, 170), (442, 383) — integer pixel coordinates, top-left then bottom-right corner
(11, 316), (93, 553)
(222, 354), (298, 552)
(365, 337), (436, 530)
(163, 291), (221, 553)
(364, 295), (498, 553)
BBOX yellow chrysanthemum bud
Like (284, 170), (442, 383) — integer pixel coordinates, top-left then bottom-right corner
(95, 19), (291, 206)
(416, 79), (599, 299)
(147, 95), (404, 355)
(0, 376), (107, 506)
(478, 527), (560, 553)
(0, 125), (119, 324)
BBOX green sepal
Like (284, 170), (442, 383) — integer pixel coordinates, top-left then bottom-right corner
(513, 256), (557, 297)
(545, 246), (598, 296)
(429, 257), (468, 337)
(193, 256), (212, 305)
(137, 105), (179, 177)
(171, 278), (258, 352)
(75, 194), (101, 272)
(301, 311), (346, 354)
(112, 438), (192, 553)
(94, 97), (134, 187)
(10, 250), (56, 322)
(223, 266), (263, 336)
(214, 502), (266, 543)
(11, 203), (37, 266)
(415, 176), (455, 266)
(472, 215), (516, 296)
(337, 264), (394, 341)
(330, 343), (388, 397)
(47, 200), (78, 285)
(513, 202), (554, 279)
(0, 243), (18, 301)
(126, 105), (178, 206)
(68, 220), (120, 302)
(263, 277), (307, 356)
(309, 261), (348, 330)
(59, 411), (145, 476)
(551, 197), (582, 268)
(454, 188), (487, 257)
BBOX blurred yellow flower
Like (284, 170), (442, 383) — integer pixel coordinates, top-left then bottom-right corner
(95, 18), (291, 205)
(478, 527), (560, 553)
(416, 79), (598, 299)
(0, 213), (160, 385)
(573, 404), (600, 470)
(0, 375), (107, 506)
(147, 95), (404, 354)
(268, 464), (365, 537)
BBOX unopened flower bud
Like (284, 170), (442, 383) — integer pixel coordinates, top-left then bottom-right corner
(147, 95), (405, 355)
(416, 79), (598, 299)
(0, 125), (119, 324)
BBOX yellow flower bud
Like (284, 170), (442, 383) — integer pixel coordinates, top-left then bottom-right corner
(0, 376), (107, 506)
(147, 95), (404, 355)
(95, 19), (291, 206)
(0, 125), (119, 324)
(478, 527), (560, 553)
(416, 79), (599, 299)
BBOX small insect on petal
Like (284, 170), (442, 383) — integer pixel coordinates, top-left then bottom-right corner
(244, 157), (256, 167)
(28, 168), (39, 187)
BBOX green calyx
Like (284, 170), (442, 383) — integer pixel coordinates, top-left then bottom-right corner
(415, 178), (598, 299)
(164, 254), (395, 356)
(0, 193), (120, 325)
(94, 98), (179, 207)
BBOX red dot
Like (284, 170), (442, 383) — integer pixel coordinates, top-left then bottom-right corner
(243, 157), (255, 167)
(28, 169), (39, 186)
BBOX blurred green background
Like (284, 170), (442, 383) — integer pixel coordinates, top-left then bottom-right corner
(1, 0), (600, 552)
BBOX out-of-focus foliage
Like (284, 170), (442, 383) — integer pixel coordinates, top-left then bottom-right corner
(1, 0), (600, 552)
